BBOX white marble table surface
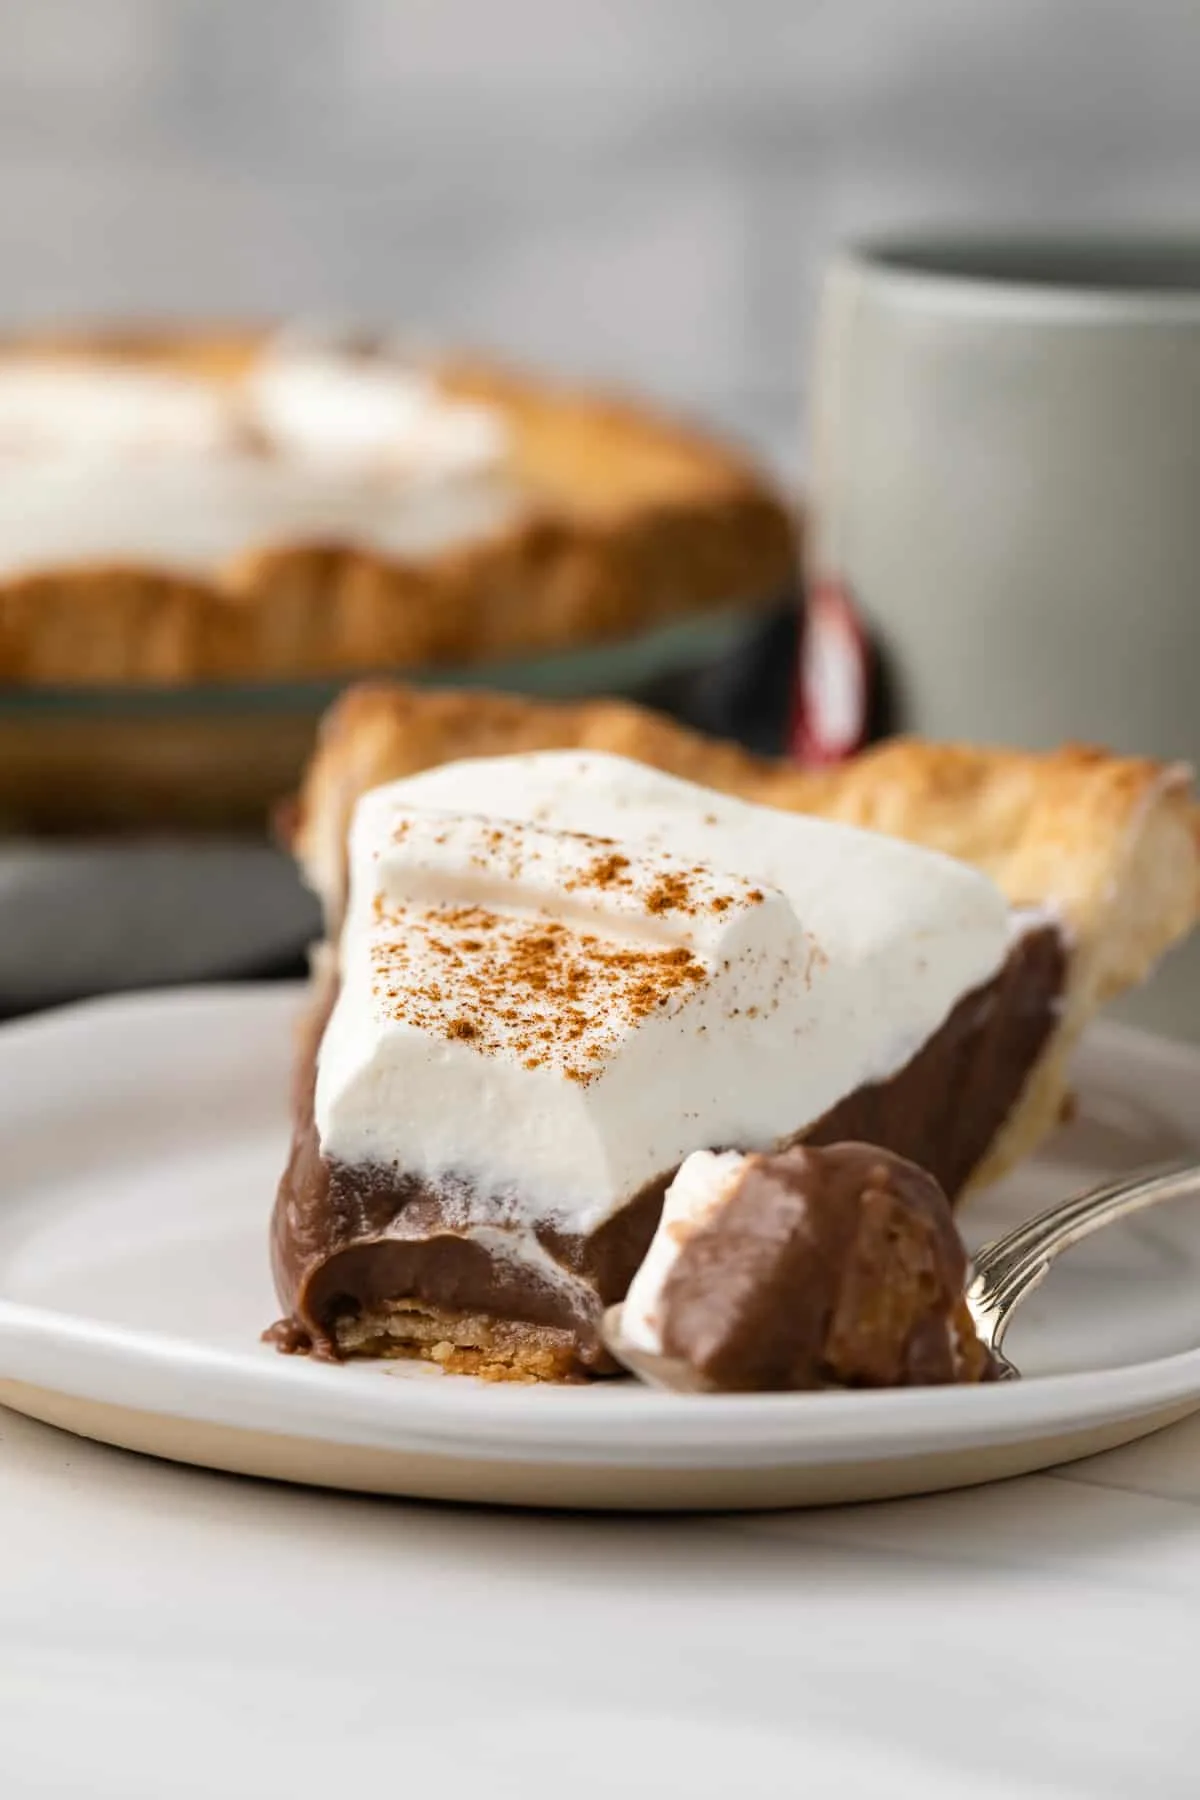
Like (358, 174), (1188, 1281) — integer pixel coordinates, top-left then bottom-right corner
(3, 1406), (1200, 1798)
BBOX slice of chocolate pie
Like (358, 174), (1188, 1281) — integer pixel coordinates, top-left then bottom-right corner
(270, 682), (1199, 1381)
(272, 749), (1072, 1378)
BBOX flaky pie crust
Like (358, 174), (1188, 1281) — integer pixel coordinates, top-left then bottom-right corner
(292, 681), (1200, 1194)
(0, 331), (795, 687)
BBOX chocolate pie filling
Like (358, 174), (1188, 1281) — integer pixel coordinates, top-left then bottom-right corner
(269, 923), (1065, 1368)
(653, 1143), (995, 1391)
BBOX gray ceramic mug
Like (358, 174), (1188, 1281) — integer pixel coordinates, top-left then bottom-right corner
(808, 236), (1200, 1039)
(809, 236), (1200, 761)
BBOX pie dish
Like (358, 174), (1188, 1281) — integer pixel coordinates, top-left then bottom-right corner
(267, 680), (1199, 1381)
(0, 329), (795, 688)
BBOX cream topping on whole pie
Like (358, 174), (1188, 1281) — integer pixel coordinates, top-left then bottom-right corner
(0, 342), (519, 576)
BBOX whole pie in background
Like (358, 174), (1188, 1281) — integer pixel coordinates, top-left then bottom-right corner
(0, 328), (796, 837)
(0, 328), (796, 686)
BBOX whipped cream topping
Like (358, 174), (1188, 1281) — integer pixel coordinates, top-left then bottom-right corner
(316, 751), (1011, 1239)
(247, 348), (507, 479)
(0, 364), (234, 456)
(622, 1151), (750, 1356)
(0, 343), (516, 577)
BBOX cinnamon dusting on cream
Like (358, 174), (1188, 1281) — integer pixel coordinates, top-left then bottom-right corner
(371, 899), (705, 1083)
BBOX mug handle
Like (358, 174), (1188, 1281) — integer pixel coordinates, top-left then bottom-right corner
(789, 579), (873, 767)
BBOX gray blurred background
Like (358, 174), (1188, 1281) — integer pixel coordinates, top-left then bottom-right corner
(1, 0), (1196, 481)
(2, 0), (1198, 1033)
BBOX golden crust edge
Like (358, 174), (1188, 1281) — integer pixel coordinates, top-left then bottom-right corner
(971, 765), (1199, 1188)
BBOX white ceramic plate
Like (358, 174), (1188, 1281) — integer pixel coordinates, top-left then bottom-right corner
(1, 985), (1199, 1511)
